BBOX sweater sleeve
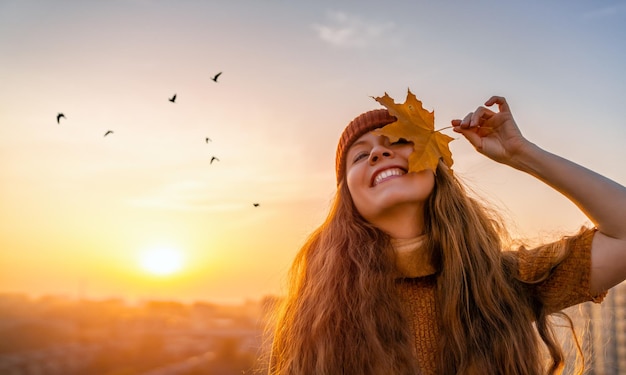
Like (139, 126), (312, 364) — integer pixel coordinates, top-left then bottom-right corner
(512, 227), (607, 313)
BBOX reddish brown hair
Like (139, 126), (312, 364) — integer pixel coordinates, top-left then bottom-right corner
(268, 163), (582, 374)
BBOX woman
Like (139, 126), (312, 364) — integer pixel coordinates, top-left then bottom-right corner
(268, 95), (626, 374)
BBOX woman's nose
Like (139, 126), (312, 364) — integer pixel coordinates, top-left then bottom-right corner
(369, 145), (393, 164)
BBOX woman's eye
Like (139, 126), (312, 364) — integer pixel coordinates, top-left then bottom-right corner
(391, 138), (410, 145)
(353, 152), (369, 163)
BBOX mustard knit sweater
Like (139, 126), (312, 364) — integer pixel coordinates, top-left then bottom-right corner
(392, 228), (606, 375)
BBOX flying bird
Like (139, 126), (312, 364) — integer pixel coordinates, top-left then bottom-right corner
(210, 156), (220, 164)
(211, 72), (222, 82)
(169, 94), (177, 103)
(253, 203), (260, 207)
(104, 130), (114, 137)
(205, 137), (212, 143)
(57, 113), (65, 124)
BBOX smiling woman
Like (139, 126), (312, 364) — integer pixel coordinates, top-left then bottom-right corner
(138, 247), (185, 276)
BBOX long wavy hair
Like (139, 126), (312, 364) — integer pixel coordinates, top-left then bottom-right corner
(268, 162), (581, 375)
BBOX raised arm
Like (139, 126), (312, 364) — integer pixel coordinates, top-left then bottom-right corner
(451, 96), (626, 295)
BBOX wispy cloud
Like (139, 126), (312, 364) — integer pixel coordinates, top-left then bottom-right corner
(582, 3), (626, 19)
(312, 10), (397, 48)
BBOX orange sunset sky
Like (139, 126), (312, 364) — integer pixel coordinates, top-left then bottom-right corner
(1, 0), (625, 304)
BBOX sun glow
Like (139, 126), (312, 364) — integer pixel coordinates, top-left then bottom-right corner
(139, 247), (184, 276)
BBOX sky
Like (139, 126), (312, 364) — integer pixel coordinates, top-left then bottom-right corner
(1, 0), (625, 305)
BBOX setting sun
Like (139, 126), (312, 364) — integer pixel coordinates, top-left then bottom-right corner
(139, 247), (185, 276)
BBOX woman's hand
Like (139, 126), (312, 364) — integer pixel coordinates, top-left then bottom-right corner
(454, 96), (626, 294)
(451, 96), (531, 166)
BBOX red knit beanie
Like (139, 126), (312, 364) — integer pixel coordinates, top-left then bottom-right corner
(335, 109), (397, 183)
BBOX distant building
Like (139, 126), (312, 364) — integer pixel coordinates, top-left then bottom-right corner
(564, 281), (626, 375)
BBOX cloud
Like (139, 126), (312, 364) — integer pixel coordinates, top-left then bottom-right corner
(582, 3), (626, 19)
(312, 10), (397, 48)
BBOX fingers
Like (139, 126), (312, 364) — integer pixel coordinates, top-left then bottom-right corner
(452, 124), (484, 151)
(451, 95), (510, 129)
(484, 95), (511, 113)
(451, 108), (494, 129)
(451, 112), (472, 129)
(451, 119), (463, 127)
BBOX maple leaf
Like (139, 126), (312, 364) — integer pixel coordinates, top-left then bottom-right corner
(371, 89), (454, 174)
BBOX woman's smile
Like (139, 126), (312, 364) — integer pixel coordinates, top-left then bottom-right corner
(371, 167), (407, 187)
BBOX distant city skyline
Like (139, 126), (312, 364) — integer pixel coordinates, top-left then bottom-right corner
(0, 291), (272, 374)
(2, 284), (625, 374)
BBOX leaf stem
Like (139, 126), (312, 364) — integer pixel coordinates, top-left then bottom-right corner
(435, 125), (453, 132)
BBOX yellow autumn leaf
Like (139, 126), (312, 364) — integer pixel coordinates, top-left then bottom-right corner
(371, 89), (454, 174)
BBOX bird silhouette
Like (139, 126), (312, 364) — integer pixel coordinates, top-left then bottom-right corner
(211, 72), (222, 82)
(210, 156), (220, 164)
(57, 113), (65, 124)
(253, 203), (260, 207)
(104, 130), (114, 137)
(169, 94), (177, 103)
(205, 137), (212, 143)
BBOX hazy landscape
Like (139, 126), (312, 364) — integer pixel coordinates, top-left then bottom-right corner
(0, 293), (279, 374)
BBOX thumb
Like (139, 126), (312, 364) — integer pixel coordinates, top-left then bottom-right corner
(453, 126), (483, 151)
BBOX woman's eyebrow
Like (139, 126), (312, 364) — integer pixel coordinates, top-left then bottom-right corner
(349, 140), (368, 151)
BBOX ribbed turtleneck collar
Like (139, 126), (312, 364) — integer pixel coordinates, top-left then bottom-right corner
(390, 235), (436, 278)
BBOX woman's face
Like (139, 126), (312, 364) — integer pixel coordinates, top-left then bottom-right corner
(345, 132), (435, 233)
